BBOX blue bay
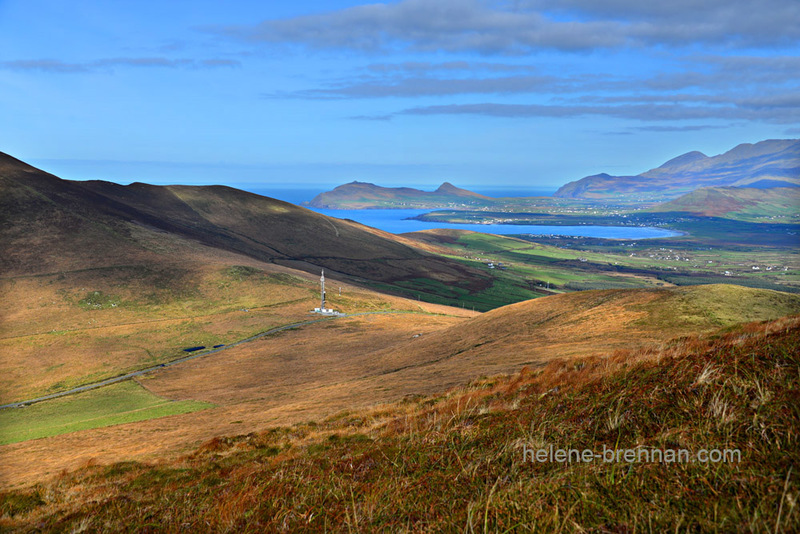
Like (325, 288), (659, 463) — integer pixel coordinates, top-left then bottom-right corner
(306, 208), (680, 240)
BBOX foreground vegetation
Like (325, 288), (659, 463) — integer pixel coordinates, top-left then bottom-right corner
(3, 316), (798, 532)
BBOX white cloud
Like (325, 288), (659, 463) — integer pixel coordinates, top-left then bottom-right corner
(0, 57), (241, 73)
(400, 100), (800, 123)
(212, 0), (800, 53)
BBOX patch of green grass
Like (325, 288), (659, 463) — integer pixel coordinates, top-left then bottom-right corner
(0, 381), (213, 445)
(367, 273), (538, 312)
(659, 273), (800, 293)
(225, 265), (263, 280)
(563, 279), (644, 290)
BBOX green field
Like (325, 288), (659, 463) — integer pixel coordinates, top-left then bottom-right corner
(372, 231), (681, 310)
(366, 272), (542, 312)
(0, 381), (213, 445)
(400, 229), (800, 305)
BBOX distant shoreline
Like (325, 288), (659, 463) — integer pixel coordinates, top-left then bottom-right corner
(241, 186), (559, 207)
(308, 207), (682, 240)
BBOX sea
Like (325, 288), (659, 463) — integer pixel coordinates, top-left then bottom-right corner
(242, 186), (680, 240)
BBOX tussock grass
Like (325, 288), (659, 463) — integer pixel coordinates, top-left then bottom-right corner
(2, 316), (799, 532)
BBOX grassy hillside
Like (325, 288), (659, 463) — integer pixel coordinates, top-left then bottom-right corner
(2, 316), (798, 532)
(0, 260), (472, 405)
(648, 186), (800, 222)
(0, 151), (494, 405)
(0, 152), (488, 291)
(359, 285), (800, 378)
(3, 283), (797, 488)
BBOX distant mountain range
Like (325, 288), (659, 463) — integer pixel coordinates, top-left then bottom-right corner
(305, 181), (491, 209)
(555, 139), (800, 201)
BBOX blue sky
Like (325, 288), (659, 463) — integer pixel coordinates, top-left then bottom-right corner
(1, 0), (798, 191)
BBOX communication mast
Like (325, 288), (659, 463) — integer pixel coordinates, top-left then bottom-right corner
(320, 270), (326, 310)
(312, 269), (341, 316)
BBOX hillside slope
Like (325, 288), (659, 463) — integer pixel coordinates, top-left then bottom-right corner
(3, 316), (798, 531)
(362, 284), (800, 378)
(3, 283), (796, 487)
(152, 285), (800, 414)
(0, 152), (488, 289)
(0, 151), (491, 410)
(648, 185), (800, 220)
(555, 139), (800, 200)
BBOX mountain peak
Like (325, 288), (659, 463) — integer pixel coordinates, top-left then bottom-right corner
(435, 182), (459, 193)
(434, 182), (489, 198)
(306, 181), (490, 208)
(554, 139), (799, 200)
(659, 151), (708, 169)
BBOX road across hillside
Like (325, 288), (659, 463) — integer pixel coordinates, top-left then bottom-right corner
(0, 311), (443, 410)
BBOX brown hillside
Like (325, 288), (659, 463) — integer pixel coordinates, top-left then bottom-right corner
(3, 284), (795, 486)
(0, 152), (489, 290)
(360, 284), (800, 380)
(2, 314), (799, 532)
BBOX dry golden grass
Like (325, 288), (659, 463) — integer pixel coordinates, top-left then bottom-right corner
(0, 250), (474, 405)
(3, 283), (794, 490)
(0, 262), (303, 402)
(0, 312), (469, 488)
(0, 246), (476, 488)
(354, 284), (800, 380)
(3, 316), (798, 532)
